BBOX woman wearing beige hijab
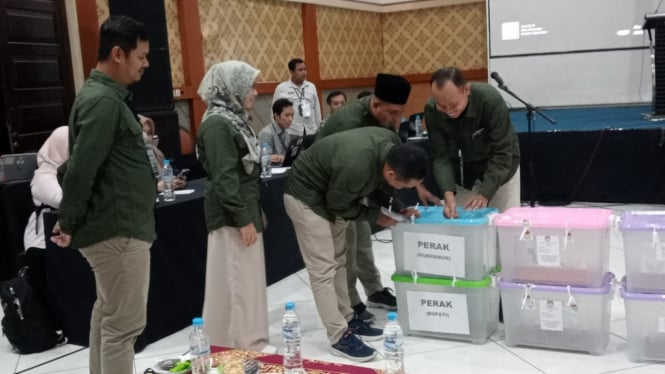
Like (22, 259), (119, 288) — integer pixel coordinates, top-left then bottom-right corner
(196, 61), (273, 352)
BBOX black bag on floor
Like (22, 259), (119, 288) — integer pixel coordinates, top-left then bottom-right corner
(1, 266), (66, 353)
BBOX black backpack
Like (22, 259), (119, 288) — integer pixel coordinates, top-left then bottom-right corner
(1, 266), (66, 353)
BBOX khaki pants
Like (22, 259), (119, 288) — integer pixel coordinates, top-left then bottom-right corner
(202, 226), (269, 351)
(284, 194), (353, 344)
(456, 166), (521, 213)
(345, 220), (383, 307)
(80, 237), (151, 374)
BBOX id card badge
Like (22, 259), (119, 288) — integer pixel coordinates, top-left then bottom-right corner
(300, 102), (312, 118)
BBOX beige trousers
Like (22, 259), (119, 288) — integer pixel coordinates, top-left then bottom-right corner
(456, 166), (521, 213)
(345, 220), (383, 307)
(202, 226), (269, 351)
(80, 237), (151, 374)
(283, 194), (353, 344)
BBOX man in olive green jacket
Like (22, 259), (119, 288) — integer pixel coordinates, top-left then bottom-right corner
(284, 126), (427, 362)
(425, 67), (521, 218)
(317, 73), (415, 323)
(51, 16), (155, 374)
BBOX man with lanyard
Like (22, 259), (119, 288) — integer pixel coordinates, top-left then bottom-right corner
(272, 58), (322, 137)
(258, 98), (295, 166)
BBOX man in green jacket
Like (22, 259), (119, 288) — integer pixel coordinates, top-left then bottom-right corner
(51, 16), (155, 374)
(424, 67), (521, 218)
(284, 126), (427, 362)
(317, 73), (414, 323)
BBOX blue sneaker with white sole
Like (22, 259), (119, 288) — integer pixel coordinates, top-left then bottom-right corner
(331, 329), (377, 362)
(348, 315), (383, 341)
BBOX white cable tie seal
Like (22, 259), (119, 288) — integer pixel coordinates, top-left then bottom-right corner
(563, 222), (570, 252)
(611, 276), (620, 300)
(411, 270), (418, 284)
(519, 220), (531, 241)
(448, 260), (457, 287)
(652, 226), (660, 249)
(566, 285), (579, 312)
(610, 213), (620, 228)
(521, 284), (533, 310)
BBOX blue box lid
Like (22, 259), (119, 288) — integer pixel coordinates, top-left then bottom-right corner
(415, 206), (498, 226)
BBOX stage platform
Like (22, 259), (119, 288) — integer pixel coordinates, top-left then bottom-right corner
(506, 104), (665, 204)
(510, 104), (663, 132)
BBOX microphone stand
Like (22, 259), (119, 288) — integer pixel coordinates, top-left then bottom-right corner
(495, 83), (556, 207)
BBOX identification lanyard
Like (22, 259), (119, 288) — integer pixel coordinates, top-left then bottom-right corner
(292, 86), (305, 102)
(272, 123), (288, 150)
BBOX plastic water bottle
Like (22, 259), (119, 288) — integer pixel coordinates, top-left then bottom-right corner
(383, 311), (404, 374)
(162, 159), (175, 202)
(189, 317), (211, 374)
(260, 143), (272, 179)
(282, 302), (303, 374)
(414, 115), (423, 137)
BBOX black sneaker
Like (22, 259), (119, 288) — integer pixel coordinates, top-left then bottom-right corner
(348, 316), (383, 341)
(367, 288), (397, 311)
(352, 303), (376, 324)
(331, 329), (377, 362)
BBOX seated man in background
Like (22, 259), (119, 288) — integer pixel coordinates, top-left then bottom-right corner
(139, 114), (186, 190)
(283, 126), (427, 362)
(327, 91), (346, 115)
(258, 98), (294, 166)
(320, 91), (346, 128)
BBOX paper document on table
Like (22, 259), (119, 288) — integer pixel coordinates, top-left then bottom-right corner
(174, 189), (195, 195)
(159, 189), (195, 196)
(272, 167), (290, 174)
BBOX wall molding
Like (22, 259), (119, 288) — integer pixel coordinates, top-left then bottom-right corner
(282, 0), (482, 13)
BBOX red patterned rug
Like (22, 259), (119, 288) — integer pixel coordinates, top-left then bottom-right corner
(211, 346), (383, 374)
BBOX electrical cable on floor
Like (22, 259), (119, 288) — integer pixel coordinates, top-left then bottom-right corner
(14, 346), (87, 374)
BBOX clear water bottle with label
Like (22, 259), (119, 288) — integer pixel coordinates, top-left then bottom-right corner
(383, 311), (404, 374)
(282, 302), (303, 374)
(188, 317), (211, 374)
(260, 143), (272, 179)
(162, 159), (175, 202)
(414, 115), (423, 137)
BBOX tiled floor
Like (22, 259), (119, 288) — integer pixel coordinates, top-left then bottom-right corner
(3, 203), (665, 373)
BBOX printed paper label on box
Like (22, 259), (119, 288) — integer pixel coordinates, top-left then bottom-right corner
(403, 232), (466, 277)
(659, 316), (665, 333)
(406, 290), (470, 335)
(536, 235), (561, 267)
(539, 299), (564, 331)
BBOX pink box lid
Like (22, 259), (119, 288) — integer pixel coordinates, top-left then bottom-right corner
(494, 207), (612, 229)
